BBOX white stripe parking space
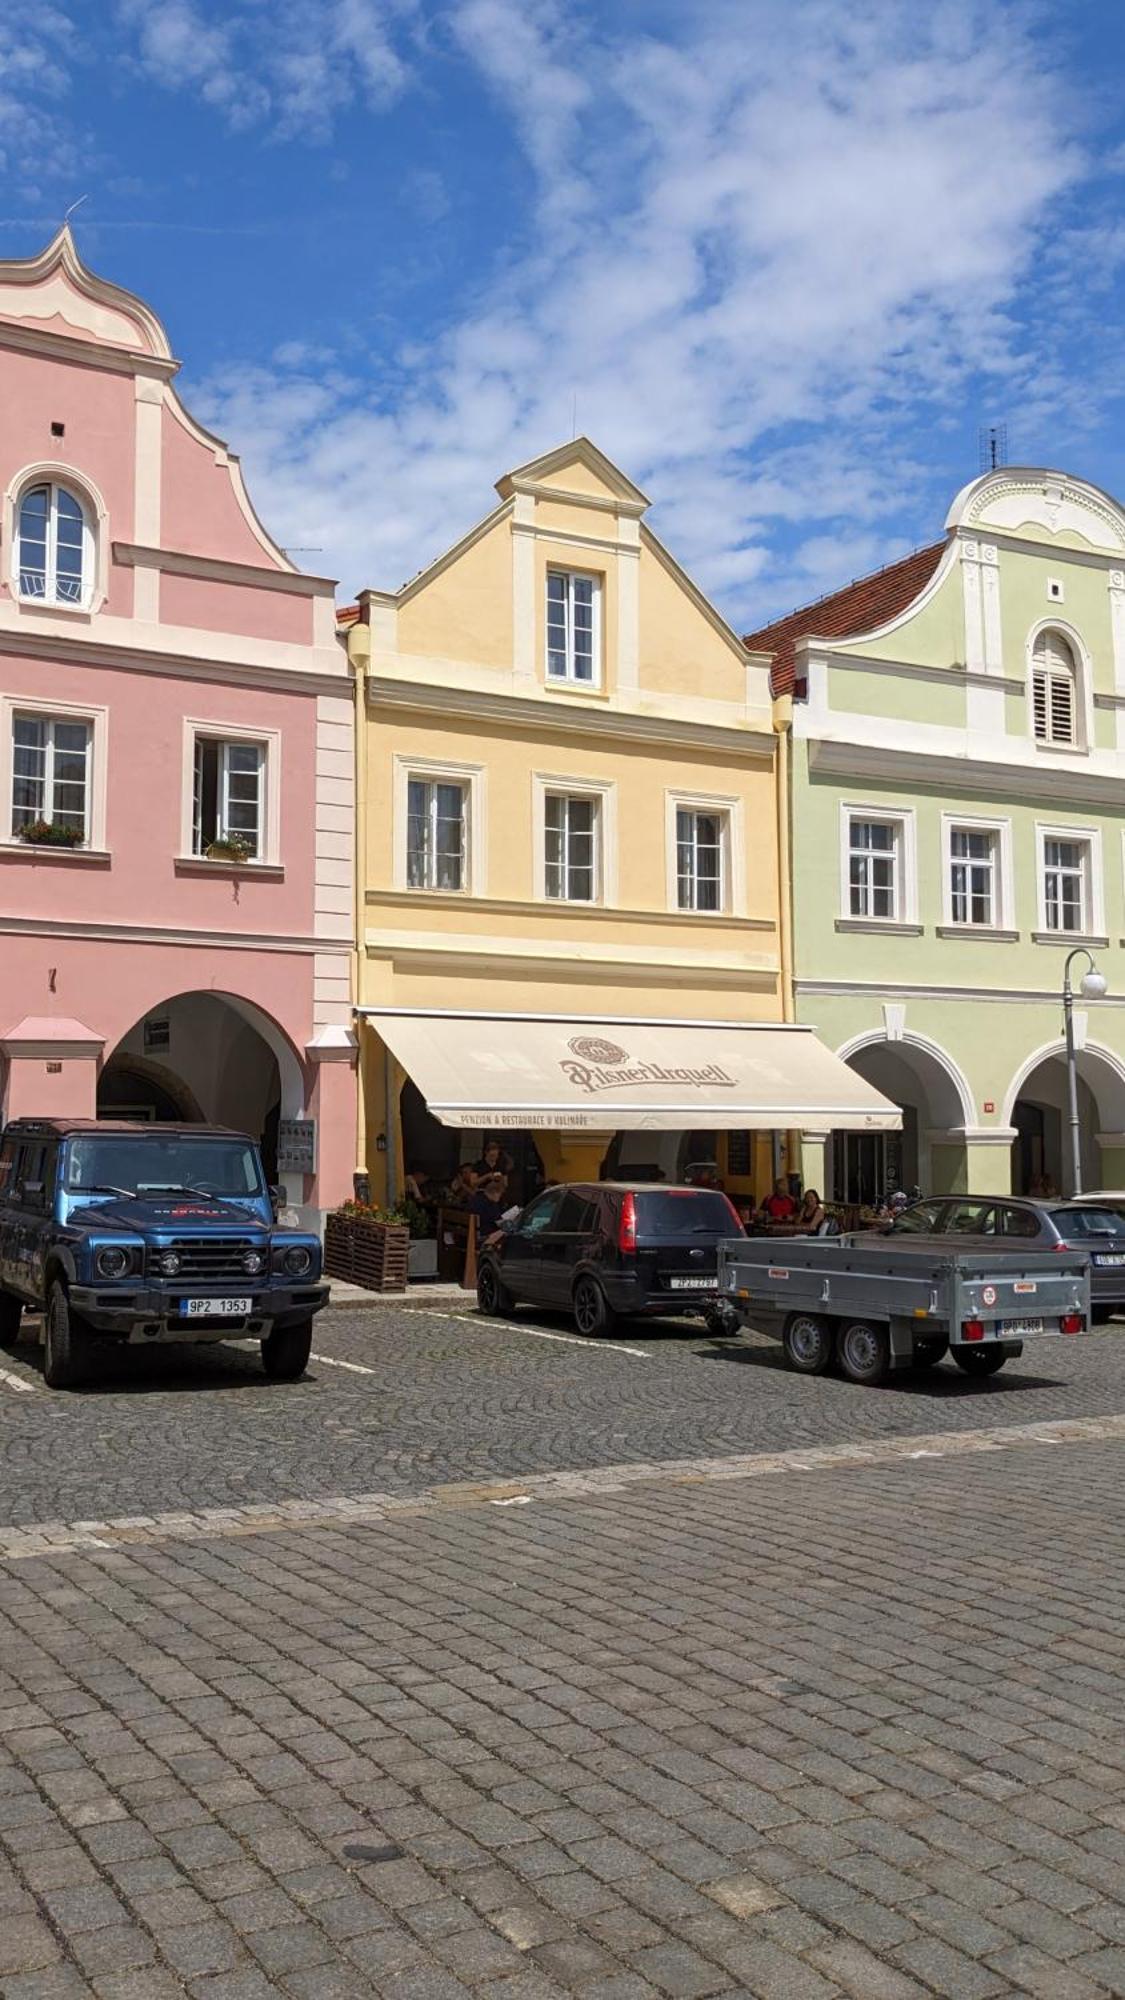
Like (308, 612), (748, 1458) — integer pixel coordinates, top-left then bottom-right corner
(412, 1307), (651, 1358)
(0, 1364), (39, 1393)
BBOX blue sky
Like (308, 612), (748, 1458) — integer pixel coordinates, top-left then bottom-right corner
(2, 0), (1125, 621)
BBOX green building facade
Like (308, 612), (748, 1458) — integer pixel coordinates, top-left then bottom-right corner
(749, 467), (1125, 1204)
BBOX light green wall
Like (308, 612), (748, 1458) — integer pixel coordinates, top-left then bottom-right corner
(828, 666), (966, 726)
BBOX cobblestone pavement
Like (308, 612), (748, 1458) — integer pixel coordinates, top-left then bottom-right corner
(3, 1304), (1125, 1528)
(4, 1310), (1125, 1995)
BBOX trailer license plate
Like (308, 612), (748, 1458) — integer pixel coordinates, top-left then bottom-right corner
(179, 1297), (252, 1318)
(668, 1276), (717, 1290)
(1005, 1318), (1044, 1338)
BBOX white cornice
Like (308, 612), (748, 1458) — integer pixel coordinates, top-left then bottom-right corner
(807, 735), (1125, 806)
(366, 674), (774, 755)
(816, 648), (1024, 694)
(511, 520), (629, 558)
(0, 913), (353, 953)
(797, 977), (1125, 1004)
(366, 887), (776, 932)
(495, 437), (650, 510)
(0, 623), (351, 698)
(113, 541), (335, 596)
(506, 478), (646, 519)
(0, 319), (178, 380)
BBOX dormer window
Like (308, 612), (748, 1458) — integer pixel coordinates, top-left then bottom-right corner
(1031, 630), (1078, 746)
(16, 481), (89, 608)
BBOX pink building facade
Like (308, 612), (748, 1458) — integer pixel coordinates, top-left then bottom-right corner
(0, 229), (356, 1224)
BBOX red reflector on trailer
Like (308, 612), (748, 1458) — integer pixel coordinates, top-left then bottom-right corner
(1061, 1313), (1082, 1335)
(962, 1319), (985, 1341)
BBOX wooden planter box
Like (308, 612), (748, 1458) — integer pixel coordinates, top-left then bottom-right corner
(324, 1214), (410, 1293)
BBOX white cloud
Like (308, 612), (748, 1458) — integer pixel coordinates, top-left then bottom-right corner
(116, 0), (414, 139)
(0, 4), (83, 195)
(183, 1), (1086, 616)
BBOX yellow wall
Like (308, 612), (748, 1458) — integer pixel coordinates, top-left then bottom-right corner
(396, 515), (514, 671)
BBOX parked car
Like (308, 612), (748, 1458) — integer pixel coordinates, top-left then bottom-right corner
(882, 1194), (1125, 1322)
(475, 1181), (745, 1334)
(0, 1118), (327, 1388)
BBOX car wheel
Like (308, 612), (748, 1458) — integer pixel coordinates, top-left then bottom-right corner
(476, 1261), (515, 1318)
(573, 1277), (615, 1337)
(951, 1347), (1007, 1377)
(782, 1312), (833, 1374)
(43, 1281), (88, 1389)
(261, 1318), (313, 1381)
(837, 1319), (890, 1386)
(0, 1291), (21, 1350)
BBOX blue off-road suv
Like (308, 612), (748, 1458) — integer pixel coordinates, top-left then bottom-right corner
(0, 1119), (327, 1389)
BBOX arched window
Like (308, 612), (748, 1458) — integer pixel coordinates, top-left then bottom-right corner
(1031, 629), (1078, 747)
(16, 482), (89, 607)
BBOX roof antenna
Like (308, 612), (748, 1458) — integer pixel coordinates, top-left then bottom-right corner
(63, 194), (89, 230)
(978, 422), (1008, 473)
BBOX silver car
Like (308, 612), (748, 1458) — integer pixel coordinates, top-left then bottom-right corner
(887, 1195), (1125, 1323)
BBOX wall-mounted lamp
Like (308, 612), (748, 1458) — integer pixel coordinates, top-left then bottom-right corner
(375, 1133), (387, 1153)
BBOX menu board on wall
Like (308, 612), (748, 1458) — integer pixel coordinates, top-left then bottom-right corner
(726, 1131), (752, 1176)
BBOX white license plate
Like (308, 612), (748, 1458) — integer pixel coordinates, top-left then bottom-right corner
(1095, 1253), (1125, 1266)
(668, 1275), (718, 1290)
(179, 1297), (253, 1318)
(1004, 1318), (1044, 1338)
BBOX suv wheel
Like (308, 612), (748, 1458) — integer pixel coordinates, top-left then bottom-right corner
(477, 1262), (515, 1318)
(43, 1282), (88, 1390)
(783, 1312), (833, 1374)
(952, 1347), (1007, 1378)
(261, 1318), (313, 1381)
(0, 1291), (21, 1350)
(573, 1277), (615, 1337)
(837, 1319), (890, 1386)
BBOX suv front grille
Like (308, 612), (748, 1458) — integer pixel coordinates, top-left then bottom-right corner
(147, 1237), (259, 1283)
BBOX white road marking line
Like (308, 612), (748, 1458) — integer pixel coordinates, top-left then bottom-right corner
(310, 1353), (379, 1376)
(413, 1308), (650, 1358)
(0, 1366), (39, 1393)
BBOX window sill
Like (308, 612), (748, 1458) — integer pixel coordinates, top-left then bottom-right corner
(834, 918), (923, 935)
(1031, 931), (1109, 948)
(0, 841), (109, 864)
(543, 675), (608, 699)
(1032, 740), (1088, 757)
(12, 595), (95, 621)
(174, 856), (284, 880)
(935, 925), (1020, 942)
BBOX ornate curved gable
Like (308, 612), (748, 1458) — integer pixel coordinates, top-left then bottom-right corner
(946, 467), (1125, 554)
(0, 225), (174, 364)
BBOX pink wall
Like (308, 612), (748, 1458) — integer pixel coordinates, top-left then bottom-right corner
(0, 348), (135, 618)
(160, 571), (313, 645)
(160, 404), (288, 569)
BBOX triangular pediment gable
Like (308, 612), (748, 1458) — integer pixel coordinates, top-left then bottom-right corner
(496, 437), (650, 513)
(0, 226), (174, 363)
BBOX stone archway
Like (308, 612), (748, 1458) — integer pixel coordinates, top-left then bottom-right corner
(1005, 1040), (1125, 1196)
(834, 1031), (973, 1202)
(98, 990), (306, 1194)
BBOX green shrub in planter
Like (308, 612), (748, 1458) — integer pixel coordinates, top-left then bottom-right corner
(17, 819), (84, 848)
(205, 835), (255, 862)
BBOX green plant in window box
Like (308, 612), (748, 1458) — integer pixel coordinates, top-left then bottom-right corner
(16, 819), (84, 849)
(204, 834), (255, 863)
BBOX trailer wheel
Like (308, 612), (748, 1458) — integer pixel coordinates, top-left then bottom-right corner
(912, 1336), (948, 1371)
(783, 1312), (833, 1374)
(951, 1347), (1007, 1378)
(837, 1319), (890, 1386)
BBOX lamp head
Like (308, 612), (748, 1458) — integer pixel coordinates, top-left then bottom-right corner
(1081, 967), (1108, 1000)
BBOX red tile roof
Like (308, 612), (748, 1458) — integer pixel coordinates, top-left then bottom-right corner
(336, 602), (361, 626)
(743, 539), (948, 696)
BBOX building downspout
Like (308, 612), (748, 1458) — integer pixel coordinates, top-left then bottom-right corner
(348, 607), (371, 1181)
(772, 692), (794, 1023)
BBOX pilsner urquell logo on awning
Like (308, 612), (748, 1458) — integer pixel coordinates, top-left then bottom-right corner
(560, 1035), (736, 1096)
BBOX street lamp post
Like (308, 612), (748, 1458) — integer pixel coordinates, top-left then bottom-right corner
(1063, 946), (1108, 1196)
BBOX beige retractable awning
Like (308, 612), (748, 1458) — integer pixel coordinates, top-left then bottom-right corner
(361, 1010), (901, 1132)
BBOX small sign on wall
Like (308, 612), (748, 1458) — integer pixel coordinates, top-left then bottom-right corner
(278, 1118), (317, 1175)
(144, 1017), (170, 1052)
(983, 1100), (995, 1114)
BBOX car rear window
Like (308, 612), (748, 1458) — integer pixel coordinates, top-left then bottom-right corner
(634, 1191), (741, 1235)
(1049, 1207), (1125, 1238)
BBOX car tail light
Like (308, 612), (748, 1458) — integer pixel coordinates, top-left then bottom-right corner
(1054, 1240), (1071, 1252)
(618, 1192), (636, 1254)
(962, 1319), (985, 1341)
(1061, 1312), (1082, 1335)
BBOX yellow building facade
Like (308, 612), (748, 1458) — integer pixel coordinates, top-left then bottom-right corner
(345, 440), (893, 1210)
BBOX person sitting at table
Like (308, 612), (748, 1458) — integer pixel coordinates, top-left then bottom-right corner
(760, 1175), (798, 1222)
(469, 1172), (509, 1237)
(446, 1162), (479, 1205)
(474, 1138), (514, 1179)
(797, 1187), (826, 1233)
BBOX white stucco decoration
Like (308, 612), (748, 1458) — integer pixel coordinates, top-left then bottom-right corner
(947, 468), (1125, 553)
(0, 227), (173, 361)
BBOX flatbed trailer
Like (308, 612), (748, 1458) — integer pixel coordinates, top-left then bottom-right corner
(716, 1234), (1089, 1384)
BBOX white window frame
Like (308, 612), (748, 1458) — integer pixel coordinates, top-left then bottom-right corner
(940, 813), (1013, 930)
(0, 694), (108, 852)
(393, 755), (486, 897)
(542, 790), (602, 904)
(180, 720), (281, 866)
(1036, 821), (1103, 938)
(664, 791), (743, 917)
(5, 465), (107, 615)
(1027, 620), (1092, 753)
(533, 772), (616, 906)
(545, 567), (602, 687)
(839, 803), (917, 925)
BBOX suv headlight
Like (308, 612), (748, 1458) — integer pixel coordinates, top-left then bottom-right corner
(157, 1249), (181, 1277)
(284, 1245), (313, 1277)
(96, 1245), (132, 1279)
(243, 1248), (266, 1276)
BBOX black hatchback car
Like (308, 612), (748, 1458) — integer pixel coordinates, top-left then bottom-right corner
(886, 1193), (1125, 1321)
(475, 1182), (745, 1335)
